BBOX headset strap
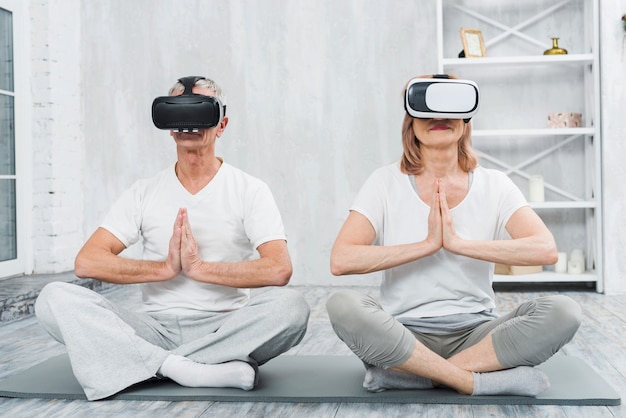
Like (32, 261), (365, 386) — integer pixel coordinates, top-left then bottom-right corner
(178, 76), (206, 95)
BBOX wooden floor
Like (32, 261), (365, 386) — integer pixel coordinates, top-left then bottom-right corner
(0, 283), (624, 417)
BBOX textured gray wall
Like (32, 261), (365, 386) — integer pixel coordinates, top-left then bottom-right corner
(80, 1), (437, 285)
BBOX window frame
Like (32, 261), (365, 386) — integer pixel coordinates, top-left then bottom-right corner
(0, 0), (32, 278)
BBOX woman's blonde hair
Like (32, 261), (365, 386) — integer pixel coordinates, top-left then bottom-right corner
(400, 75), (478, 175)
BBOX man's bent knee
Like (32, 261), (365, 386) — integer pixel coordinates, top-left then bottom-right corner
(267, 289), (310, 332)
(35, 282), (73, 318)
(35, 282), (81, 339)
(283, 289), (311, 329)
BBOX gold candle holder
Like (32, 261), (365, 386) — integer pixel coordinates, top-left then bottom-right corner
(544, 37), (568, 55)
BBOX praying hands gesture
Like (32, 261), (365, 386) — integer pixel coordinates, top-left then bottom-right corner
(330, 178), (465, 276)
(164, 208), (203, 279)
(75, 207), (292, 287)
(426, 179), (558, 266)
(425, 179), (462, 256)
(330, 178), (557, 276)
(162, 208), (292, 288)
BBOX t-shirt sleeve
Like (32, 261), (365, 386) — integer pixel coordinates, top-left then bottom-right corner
(495, 173), (529, 239)
(100, 181), (144, 248)
(349, 170), (386, 243)
(243, 181), (287, 249)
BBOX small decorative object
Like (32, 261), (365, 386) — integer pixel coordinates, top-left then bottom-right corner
(568, 260), (584, 274)
(622, 14), (626, 32)
(528, 175), (545, 202)
(568, 249), (585, 274)
(555, 252), (568, 273)
(544, 37), (568, 55)
(547, 112), (582, 128)
(460, 28), (486, 58)
(570, 249), (585, 265)
(494, 264), (543, 275)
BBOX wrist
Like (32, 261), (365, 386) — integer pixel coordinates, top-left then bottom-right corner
(159, 260), (180, 281)
(422, 238), (442, 257)
(183, 258), (206, 281)
(444, 236), (463, 255)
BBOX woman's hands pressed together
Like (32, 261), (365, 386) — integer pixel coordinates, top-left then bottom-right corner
(427, 179), (462, 255)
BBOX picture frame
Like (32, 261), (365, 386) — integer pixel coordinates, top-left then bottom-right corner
(460, 28), (486, 58)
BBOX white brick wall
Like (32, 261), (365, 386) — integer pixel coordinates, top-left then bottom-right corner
(29, 0), (84, 273)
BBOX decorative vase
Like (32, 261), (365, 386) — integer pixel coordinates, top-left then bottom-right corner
(544, 37), (568, 55)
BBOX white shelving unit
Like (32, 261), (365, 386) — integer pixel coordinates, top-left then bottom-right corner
(436, 0), (602, 291)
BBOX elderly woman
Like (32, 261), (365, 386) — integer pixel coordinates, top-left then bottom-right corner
(326, 74), (581, 397)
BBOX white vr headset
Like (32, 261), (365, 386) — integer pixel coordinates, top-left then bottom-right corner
(404, 75), (479, 122)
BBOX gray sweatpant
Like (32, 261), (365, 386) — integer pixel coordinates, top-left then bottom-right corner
(326, 290), (581, 370)
(35, 282), (310, 400)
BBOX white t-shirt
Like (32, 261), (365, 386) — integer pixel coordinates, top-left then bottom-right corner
(351, 162), (527, 319)
(101, 161), (286, 314)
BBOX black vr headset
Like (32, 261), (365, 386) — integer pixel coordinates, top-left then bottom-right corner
(404, 74), (479, 123)
(152, 76), (226, 132)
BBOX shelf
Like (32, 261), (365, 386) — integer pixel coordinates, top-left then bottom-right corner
(494, 271), (597, 283)
(442, 54), (593, 69)
(439, 0), (602, 292)
(472, 128), (595, 138)
(529, 201), (597, 209)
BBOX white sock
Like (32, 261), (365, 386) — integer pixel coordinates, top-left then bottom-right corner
(363, 367), (433, 392)
(158, 354), (256, 390)
(472, 366), (550, 397)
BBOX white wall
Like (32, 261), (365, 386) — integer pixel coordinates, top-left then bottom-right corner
(600, 0), (626, 293)
(29, 0), (84, 273)
(25, 0), (626, 291)
(76, 0), (437, 285)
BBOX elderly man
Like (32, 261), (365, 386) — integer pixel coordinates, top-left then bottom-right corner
(36, 76), (310, 401)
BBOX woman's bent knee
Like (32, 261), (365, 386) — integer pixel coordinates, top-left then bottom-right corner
(326, 290), (414, 368)
(541, 295), (582, 337)
(326, 290), (374, 326)
(493, 295), (582, 367)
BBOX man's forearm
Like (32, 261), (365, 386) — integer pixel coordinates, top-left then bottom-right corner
(74, 249), (176, 284)
(184, 258), (292, 288)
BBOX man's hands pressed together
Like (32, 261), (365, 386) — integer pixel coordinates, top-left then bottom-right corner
(164, 208), (204, 281)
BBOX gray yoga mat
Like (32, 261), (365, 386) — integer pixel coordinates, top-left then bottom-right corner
(0, 354), (620, 405)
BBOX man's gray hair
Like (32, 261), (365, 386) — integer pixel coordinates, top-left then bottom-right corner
(168, 77), (226, 105)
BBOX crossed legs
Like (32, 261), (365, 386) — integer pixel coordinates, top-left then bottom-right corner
(326, 290), (581, 396)
(383, 333), (549, 396)
(35, 282), (310, 400)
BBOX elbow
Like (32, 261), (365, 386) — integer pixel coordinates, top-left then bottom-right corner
(74, 247), (98, 280)
(271, 263), (293, 287)
(540, 239), (559, 266)
(545, 246), (559, 266)
(73, 255), (91, 279)
(330, 262), (344, 277)
(330, 254), (349, 276)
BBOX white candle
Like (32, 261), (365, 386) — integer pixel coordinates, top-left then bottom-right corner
(570, 249), (585, 271)
(555, 252), (567, 273)
(570, 249), (584, 260)
(568, 259), (584, 274)
(529, 175), (545, 202)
